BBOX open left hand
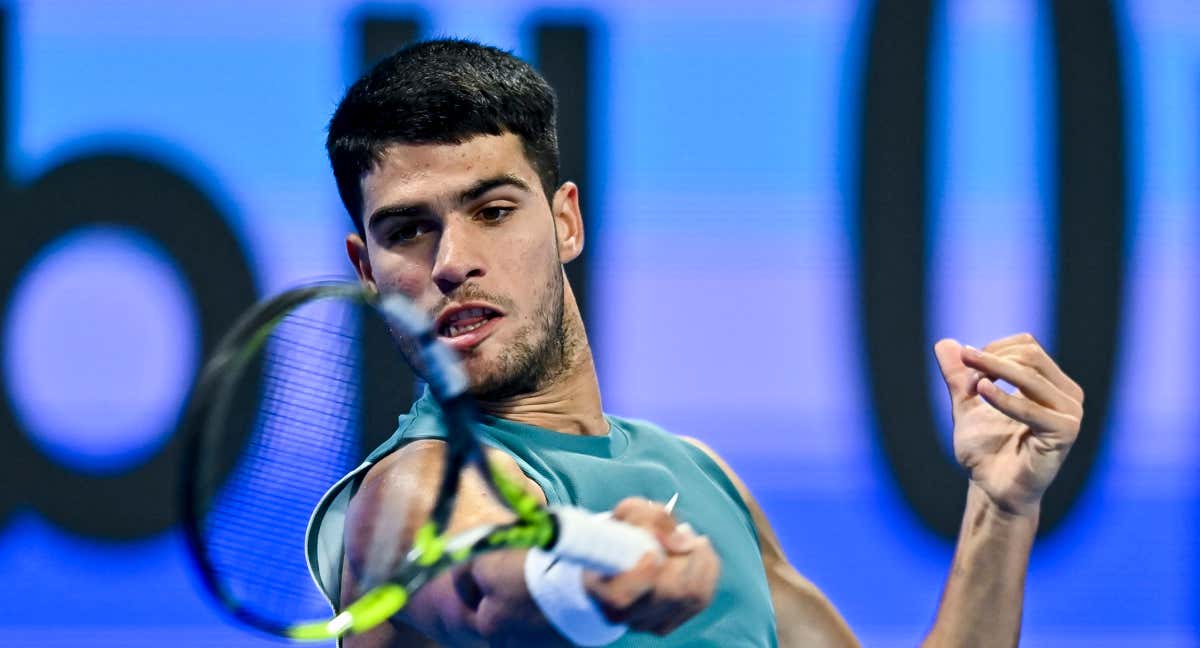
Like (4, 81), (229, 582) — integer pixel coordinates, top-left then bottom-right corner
(934, 333), (1085, 517)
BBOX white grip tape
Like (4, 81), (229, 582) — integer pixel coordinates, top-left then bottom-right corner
(523, 506), (663, 646)
(547, 505), (662, 574)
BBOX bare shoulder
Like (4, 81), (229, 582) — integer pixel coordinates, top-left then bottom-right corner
(678, 436), (859, 648)
(346, 439), (546, 572)
(359, 439), (445, 496)
(359, 437), (544, 495)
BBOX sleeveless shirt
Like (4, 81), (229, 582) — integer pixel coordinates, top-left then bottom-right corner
(305, 391), (777, 646)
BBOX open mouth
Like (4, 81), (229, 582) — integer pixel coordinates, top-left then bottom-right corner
(435, 304), (504, 349)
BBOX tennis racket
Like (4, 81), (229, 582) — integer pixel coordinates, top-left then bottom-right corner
(179, 281), (659, 641)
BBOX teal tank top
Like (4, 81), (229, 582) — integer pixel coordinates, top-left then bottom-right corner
(306, 391), (777, 647)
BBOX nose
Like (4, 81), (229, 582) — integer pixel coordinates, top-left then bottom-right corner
(431, 218), (486, 294)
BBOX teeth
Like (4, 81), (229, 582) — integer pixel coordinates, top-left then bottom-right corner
(446, 319), (488, 337)
(440, 306), (499, 337)
(448, 307), (489, 324)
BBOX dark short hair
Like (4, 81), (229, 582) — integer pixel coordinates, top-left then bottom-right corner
(327, 39), (560, 234)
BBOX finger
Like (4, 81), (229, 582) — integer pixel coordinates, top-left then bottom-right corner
(653, 538), (720, 635)
(982, 333), (1084, 403)
(664, 523), (700, 555)
(996, 343), (1084, 404)
(620, 566), (692, 632)
(612, 497), (678, 543)
(962, 346), (1080, 416)
(976, 378), (1080, 438)
(584, 552), (662, 623)
(982, 331), (1041, 354)
(933, 339), (983, 405)
(625, 537), (718, 635)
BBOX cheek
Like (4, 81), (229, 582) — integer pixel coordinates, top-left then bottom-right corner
(369, 250), (433, 299)
(497, 237), (554, 297)
(500, 225), (556, 273)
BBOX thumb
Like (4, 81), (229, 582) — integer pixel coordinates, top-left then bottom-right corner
(933, 338), (977, 405)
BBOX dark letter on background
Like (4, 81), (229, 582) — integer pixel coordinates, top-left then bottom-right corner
(857, 0), (1124, 540)
(0, 7), (255, 540)
(534, 23), (595, 330)
(352, 14), (424, 455)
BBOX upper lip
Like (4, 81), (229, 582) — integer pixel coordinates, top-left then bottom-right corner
(434, 302), (504, 334)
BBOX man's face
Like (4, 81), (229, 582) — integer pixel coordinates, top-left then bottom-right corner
(350, 133), (572, 399)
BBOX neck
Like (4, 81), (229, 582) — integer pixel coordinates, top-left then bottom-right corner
(475, 284), (606, 436)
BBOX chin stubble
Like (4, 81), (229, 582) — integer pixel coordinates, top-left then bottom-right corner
(470, 265), (577, 401)
(388, 261), (578, 402)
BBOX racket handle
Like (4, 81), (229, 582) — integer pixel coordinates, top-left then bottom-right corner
(547, 506), (663, 575)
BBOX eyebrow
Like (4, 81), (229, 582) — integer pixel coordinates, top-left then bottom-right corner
(366, 173), (533, 231)
(460, 173), (532, 204)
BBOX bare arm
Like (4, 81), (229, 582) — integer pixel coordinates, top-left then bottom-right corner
(676, 334), (1081, 648)
(681, 437), (859, 648)
(339, 439), (720, 646)
(683, 347), (1070, 648)
(920, 484), (1036, 648)
(682, 434), (1039, 648)
(340, 439), (553, 647)
(921, 335), (1083, 647)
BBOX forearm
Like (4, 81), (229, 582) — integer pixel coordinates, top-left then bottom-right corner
(923, 483), (1038, 648)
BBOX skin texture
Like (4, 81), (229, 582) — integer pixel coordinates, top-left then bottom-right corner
(341, 134), (719, 646)
(921, 334), (1084, 648)
(339, 133), (1085, 647)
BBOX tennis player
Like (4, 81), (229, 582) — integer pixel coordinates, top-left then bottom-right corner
(306, 40), (1084, 647)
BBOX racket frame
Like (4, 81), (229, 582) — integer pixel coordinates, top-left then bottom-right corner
(179, 282), (560, 641)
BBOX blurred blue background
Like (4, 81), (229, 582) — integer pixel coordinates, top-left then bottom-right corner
(0, 0), (1196, 645)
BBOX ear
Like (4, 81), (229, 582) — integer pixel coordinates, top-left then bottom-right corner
(551, 181), (584, 264)
(345, 233), (378, 294)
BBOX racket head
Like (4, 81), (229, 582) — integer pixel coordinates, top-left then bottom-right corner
(179, 282), (461, 637)
(179, 281), (556, 641)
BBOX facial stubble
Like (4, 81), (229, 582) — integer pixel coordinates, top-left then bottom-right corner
(391, 253), (577, 402)
(468, 256), (576, 401)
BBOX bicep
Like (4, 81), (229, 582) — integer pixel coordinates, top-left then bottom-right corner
(680, 436), (859, 648)
(342, 440), (525, 581)
(339, 442), (445, 647)
(340, 440), (546, 645)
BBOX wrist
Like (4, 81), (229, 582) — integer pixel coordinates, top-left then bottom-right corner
(967, 482), (1040, 529)
(525, 547), (628, 646)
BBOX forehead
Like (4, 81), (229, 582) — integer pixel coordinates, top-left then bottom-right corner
(359, 133), (542, 214)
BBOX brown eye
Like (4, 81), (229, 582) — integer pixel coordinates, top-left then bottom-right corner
(478, 206), (512, 222)
(388, 221), (432, 244)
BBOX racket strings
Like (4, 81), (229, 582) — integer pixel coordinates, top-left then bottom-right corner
(202, 304), (367, 621)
